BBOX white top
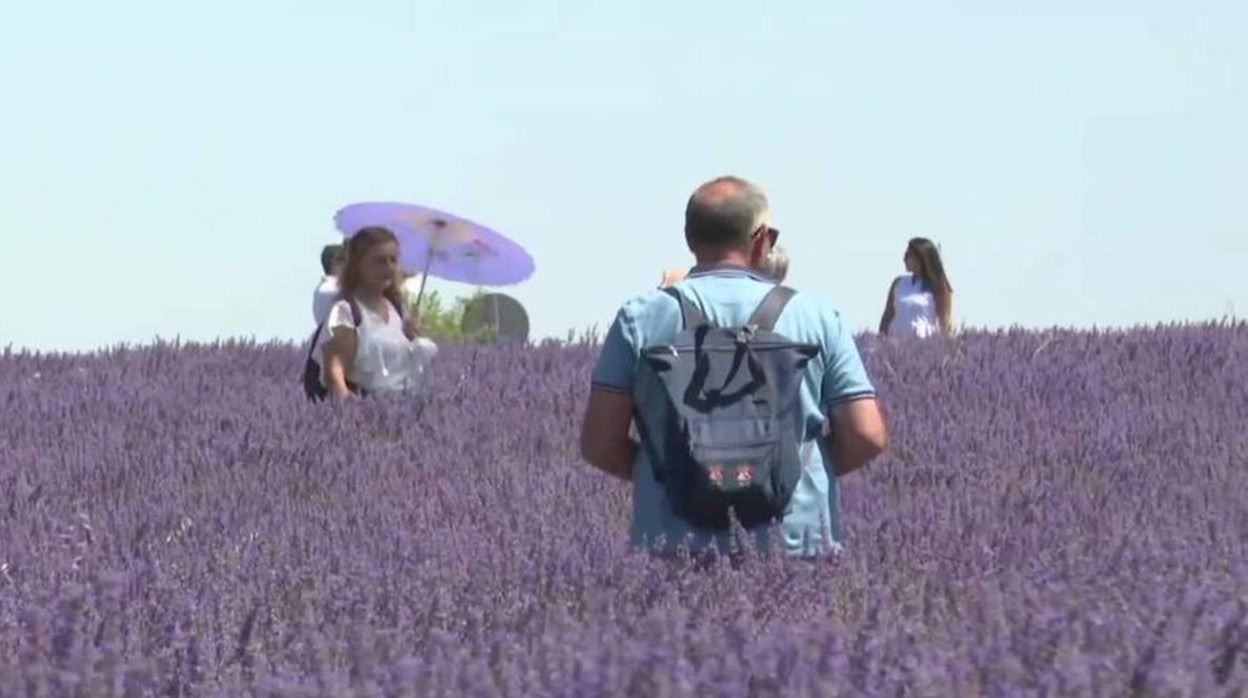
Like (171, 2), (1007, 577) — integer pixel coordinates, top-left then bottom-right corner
(313, 276), (339, 326)
(312, 298), (438, 395)
(887, 273), (941, 338)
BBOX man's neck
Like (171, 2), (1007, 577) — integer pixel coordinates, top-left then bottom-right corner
(692, 250), (754, 270)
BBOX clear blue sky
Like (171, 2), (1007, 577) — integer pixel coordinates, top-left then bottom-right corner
(2, 1), (1245, 352)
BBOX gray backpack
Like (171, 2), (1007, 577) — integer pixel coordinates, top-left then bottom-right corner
(633, 285), (820, 530)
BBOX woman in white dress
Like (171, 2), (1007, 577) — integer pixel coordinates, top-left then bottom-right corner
(313, 227), (438, 398)
(878, 237), (954, 338)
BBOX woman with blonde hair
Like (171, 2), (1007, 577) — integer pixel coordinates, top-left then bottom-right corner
(306, 227), (438, 399)
(878, 237), (954, 337)
(760, 244), (788, 282)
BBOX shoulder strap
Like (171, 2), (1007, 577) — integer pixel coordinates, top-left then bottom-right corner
(306, 321), (325, 360)
(342, 296), (404, 325)
(662, 287), (707, 329)
(747, 285), (796, 331)
(346, 297), (363, 326)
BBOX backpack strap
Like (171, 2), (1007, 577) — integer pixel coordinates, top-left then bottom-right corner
(747, 285), (796, 331)
(662, 287), (708, 329)
(630, 407), (668, 483)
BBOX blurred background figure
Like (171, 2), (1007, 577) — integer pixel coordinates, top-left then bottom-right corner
(659, 244), (788, 288)
(878, 237), (954, 337)
(313, 243), (345, 326)
(760, 244), (788, 282)
(659, 268), (687, 288)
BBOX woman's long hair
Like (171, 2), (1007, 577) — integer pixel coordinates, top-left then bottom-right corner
(338, 226), (406, 316)
(907, 237), (953, 329)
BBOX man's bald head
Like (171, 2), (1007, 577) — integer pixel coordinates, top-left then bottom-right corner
(684, 176), (770, 252)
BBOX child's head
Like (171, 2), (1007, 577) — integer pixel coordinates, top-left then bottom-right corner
(761, 244), (788, 282)
(659, 268), (688, 288)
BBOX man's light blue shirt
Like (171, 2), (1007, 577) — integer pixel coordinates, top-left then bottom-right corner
(590, 266), (877, 558)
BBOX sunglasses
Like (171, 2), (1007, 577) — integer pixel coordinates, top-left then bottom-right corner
(753, 226), (780, 246)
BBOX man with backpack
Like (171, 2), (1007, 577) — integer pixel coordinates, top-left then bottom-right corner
(580, 175), (887, 559)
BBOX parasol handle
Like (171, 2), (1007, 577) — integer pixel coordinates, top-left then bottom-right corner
(492, 294), (500, 337)
(410, 241), (434, 320)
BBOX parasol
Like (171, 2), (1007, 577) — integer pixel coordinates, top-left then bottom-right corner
(333, 201), (534, 314)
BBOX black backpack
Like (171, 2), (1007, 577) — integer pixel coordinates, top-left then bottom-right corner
(632, 285), (820, 530)
(302, 298), (365, 401)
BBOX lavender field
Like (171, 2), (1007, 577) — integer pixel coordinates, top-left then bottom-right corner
(1, 323), (1246, 696)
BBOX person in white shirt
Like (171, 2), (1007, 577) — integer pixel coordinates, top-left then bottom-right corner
(878, 237), (954, 337)
(313, 244), (345, 326)
(312, 227), (438, 397)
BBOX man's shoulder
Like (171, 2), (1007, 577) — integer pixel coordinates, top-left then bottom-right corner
(612, 287), (682, 324)
(613, 282), (845, 326)
(776, 286), (844, 323)
(608, 279), (851, 329)
(770, 288), (855, 352)
(779, 286), (836, 312)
